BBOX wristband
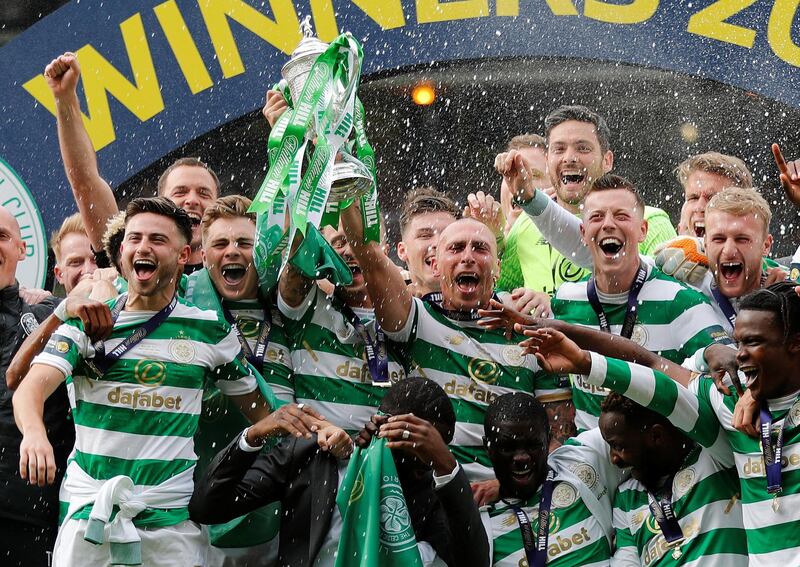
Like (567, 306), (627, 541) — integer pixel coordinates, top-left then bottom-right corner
(53, 300), (69, 322)
(239, 427), (265, 452)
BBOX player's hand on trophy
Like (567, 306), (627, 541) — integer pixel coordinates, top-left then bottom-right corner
(263, 89), (289, 128)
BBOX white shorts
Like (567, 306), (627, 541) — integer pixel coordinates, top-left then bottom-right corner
(53, 518), (208, 566)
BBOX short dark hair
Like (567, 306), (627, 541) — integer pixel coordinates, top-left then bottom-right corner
(544, 105), (612, 153)
(588, 173), (646, 213)
(740, 281), (800, 342)
(125, 197), (194, 245)
(485, 392), (549, 438)
(398, 187), (460, 236)
(380, 377), (456, 443)
(157, 157), (220, 197)
(601, 391), (669, 429)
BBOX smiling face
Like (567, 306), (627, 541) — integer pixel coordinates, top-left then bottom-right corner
(546, 120), (613, 206)
(203, 216), (258, 301)
(120, 212), (190, 298)
(161, 165), (218, 249)
(0, 206), (25, 290)
(433, 219), (499, 311)
(705, 210), (771, 299)
(54, 231), (98, 294)
(486, 420), (549, 500)
(682, 171), (729, 238)
(735, 309), (800, 402)
(581, 189), (647, 274)
(398, 210), (456, 293)
(599, 411), (661, 488)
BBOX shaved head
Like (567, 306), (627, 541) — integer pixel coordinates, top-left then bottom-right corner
(437, 218), (498, 260)
(0, 205), (26, 289)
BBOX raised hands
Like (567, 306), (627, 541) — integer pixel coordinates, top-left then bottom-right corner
(772, 143), (800, 208)
(463, 191), (505, 240)
(494, 150), (547, 203)
(44, 52), (80, 98)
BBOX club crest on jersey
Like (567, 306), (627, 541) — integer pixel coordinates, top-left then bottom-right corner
(630, 324), (648, 346)
(447, 334), (465, 346)
(20, 312), (38, 336)
(673, 468), (697, 499)
(502, 345), (525, 367)
(570, 463), (598, 490)
(552, 482), (578, 509)
(169, 338), (196, 363)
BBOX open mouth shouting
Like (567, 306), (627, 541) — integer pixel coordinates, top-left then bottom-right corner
(509, 463), (534, 485)
(561, 171), (587, 188)
(598, 237), (624, 258)
(719, 261), (744, 285)
(133, 258), (157, 282)
(221, 262), (248, 286)
(740, 365), (759, 389)
(454, 272), (480, 295)
(693, 221), (705, 238)
(185, 212), (202, 227)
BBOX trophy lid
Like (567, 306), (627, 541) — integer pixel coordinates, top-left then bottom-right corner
(288, 16), (328, 61)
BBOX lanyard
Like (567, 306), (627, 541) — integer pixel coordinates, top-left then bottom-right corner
(586, 262), (647, 339)
(646, 444), (701, 559)
(91, 294), (177, 374)
(221, 304), (271, 371)
(710, 285), (737, 330)
(502, 468), (556, 567)
(759, 399), (797, 510)
(422, 291), (500, 322)
(336, 301), (390, 386)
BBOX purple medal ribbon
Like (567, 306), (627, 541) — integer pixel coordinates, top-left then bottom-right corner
(759, 402), (788, 495)
(91, 294), (178, 374)
(503, 468), (556, 567)
(221, 304), (271, 371)
(336, 300), (389, 386)
(710, 285), (737, 330)
(586, 262), (647, 339)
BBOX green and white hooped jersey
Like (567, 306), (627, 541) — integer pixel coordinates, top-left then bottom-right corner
(223, 299), (294, 402)
(278, 286), (406, 434)
(552, 265), (730, 431)
(388, 298), (571, 481)
(34, 297), (256, 527)
(584, 353), (800, 567)
(612, 447), (746, 566)
(485, 429), (623, 566)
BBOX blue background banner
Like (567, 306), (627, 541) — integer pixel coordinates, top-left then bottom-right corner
(0, 0), (798, 237)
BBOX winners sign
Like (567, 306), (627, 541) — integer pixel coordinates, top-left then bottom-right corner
(0, 0), (798, 250)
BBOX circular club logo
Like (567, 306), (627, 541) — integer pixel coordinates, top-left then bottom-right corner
(0, 158), (47, 289)
(379, 475), (417, 553)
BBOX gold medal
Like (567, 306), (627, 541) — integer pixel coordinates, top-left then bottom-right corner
(671, 547), (683, 560)
(772, 494), (781, 513)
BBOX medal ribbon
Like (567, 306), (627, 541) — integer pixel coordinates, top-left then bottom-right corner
(710, 285), (737, 330)
(91, 294), (178, 373)
(647, 486), (685, 546)
(221, 304), (272, 371)
(759, 401), (792, 495)
(335, 300), (390, 386)
(503, 468), (556, 567)
(586, 262), (647, 338)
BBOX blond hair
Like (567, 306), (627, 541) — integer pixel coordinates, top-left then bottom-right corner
(102, 211), (127, 272)
(706, 187), (771, 234)
(50, 213), (87, 263)
(675, 152), (753, 189)
(201, 195), (255, 242)
(507, 133), (546, 152)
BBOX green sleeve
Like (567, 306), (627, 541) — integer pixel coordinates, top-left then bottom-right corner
(586, 353), (721, 448)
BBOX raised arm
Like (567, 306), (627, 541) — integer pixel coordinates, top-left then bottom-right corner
(45, 53), (118, 251)
(340, 203), (413, 332)
(494, 150), (592, 268)
(13, 364), (68, 486)
(525, 329), (721, 449)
